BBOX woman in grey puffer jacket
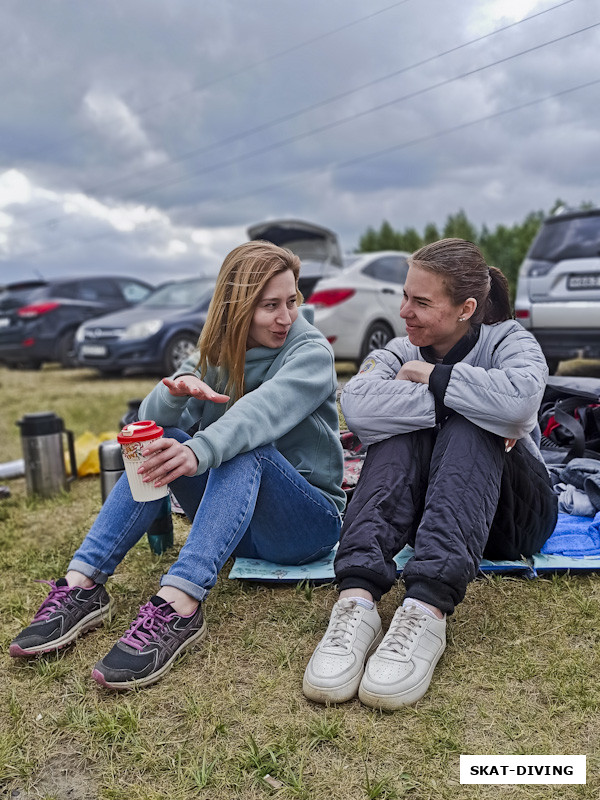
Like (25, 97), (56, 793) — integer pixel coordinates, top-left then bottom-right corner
(304, 238), (558, 711)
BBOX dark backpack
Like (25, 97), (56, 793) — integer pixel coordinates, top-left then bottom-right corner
(539, 376), (600, 464)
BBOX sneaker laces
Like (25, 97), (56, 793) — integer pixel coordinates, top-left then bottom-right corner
(377, 605), (424, 658)
(120, 601), (177, 651)
(32, 579), (74, 622)
(322, 599), (363, 650)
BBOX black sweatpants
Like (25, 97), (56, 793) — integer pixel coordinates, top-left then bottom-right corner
(334, 415), (558, 614)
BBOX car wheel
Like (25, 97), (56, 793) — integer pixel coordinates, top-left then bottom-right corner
(357, 321), (394, 367)
(162, 333), (199, 374)
(57, 329), (79, 368)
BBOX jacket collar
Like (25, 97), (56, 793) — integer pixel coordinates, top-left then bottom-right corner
(420, 324), (481, 365)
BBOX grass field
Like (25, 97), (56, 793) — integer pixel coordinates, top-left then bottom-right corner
(0, 363), (599, 800)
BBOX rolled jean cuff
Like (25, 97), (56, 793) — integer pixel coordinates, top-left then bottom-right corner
(66, 558), (111, 585)
(160, 573), (208, 603)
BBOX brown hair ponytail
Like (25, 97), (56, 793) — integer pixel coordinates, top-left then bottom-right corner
(484, 266), (512, 324)
(410, 238), (512, 324)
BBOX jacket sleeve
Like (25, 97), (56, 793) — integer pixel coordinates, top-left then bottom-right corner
(138, 382), (201, 427)
(441, 327), (548, 439)
(183, 340), (337, 474)
(138, 352), (206, 427)
(341, 343), (437, 444)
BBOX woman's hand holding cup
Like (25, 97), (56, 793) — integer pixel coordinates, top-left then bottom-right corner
(139, 438), (199, 486)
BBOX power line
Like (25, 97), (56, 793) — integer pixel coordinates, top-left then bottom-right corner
(12, 77), (600, 263)
(14, 0), (583, 234)
(58, 0), (581, 200)
(75, 21), (600, 204)
(218, 78), (600, 206)
(22, 0), (415, 160)
(15, 0), (575, 227)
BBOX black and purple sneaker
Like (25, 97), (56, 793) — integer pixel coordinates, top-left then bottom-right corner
(91, 596), (206, 690)
(9, 578), (112, 657)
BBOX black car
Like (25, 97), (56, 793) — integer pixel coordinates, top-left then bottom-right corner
(0, 276), (153, 369)
(75, 277), (214, 376)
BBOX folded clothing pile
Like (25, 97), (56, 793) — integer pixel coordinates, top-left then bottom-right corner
(548, 458), (600, 517)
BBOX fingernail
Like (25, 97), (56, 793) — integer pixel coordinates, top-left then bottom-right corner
(505, 445), (513, 453)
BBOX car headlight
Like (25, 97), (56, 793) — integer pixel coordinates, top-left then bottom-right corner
(121, 320), (164, 340)
(74, 325), (86, 343)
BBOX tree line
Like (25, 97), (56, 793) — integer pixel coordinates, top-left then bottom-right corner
(357, 200), (595, 298)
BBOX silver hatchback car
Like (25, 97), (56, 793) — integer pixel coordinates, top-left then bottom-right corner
(514, 207), (600, 373)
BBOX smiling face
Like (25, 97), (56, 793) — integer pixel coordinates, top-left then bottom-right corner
(246, 269), (299, 349)
(400, 264), (476, 357)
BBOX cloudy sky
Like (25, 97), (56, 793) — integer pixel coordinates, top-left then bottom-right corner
(1, 0), (598, 284)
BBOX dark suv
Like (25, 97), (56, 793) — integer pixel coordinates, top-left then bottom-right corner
(514, 207), (600, 373)
(0, 276), (152, 369)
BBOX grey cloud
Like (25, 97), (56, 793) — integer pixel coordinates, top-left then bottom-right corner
(1, 0), (599, 284)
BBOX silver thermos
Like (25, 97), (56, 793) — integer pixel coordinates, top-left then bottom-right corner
(98, 439), (125, 502)
(98, 396), (138, 502)
(16, 412), (77, 497)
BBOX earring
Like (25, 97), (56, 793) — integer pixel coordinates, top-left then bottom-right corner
(458, 317), (465, 322)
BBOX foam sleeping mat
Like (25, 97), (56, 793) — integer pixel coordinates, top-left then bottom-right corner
(229, 513), (600, 583)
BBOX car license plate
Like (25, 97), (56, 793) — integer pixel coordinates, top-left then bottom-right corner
(567, 273), (600, 290)
(0, 317), (11, 328)
(80, 344), (108, 357)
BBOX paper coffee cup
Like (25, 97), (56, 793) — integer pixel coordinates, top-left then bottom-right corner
(117, 420), (169, 502)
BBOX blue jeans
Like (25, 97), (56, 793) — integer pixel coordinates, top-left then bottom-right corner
(69, 428), (341, 602)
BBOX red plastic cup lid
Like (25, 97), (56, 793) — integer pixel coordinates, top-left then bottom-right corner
(117, 420), (164, 443)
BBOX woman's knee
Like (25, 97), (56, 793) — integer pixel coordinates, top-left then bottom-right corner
(216, 444), (277, 471)
(163, 427), (192, 444)
(439, 414), (502, 448)
(365, 429), (435, 472)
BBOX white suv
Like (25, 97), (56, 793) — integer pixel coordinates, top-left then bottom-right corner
(514, 207), (600, 373)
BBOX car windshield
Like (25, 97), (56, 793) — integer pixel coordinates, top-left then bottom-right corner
(530, 214), (600, 261)
(140, 279), (213, 308)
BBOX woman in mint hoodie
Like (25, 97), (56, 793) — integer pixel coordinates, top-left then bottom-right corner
(10, 241), (345, 689)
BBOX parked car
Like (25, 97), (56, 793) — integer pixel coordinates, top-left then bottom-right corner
(514, 207), (600, 373)
(75, 277), (214, 376)
(247, 219), (344, 298)
(0, 276), (152, 369)
(306, 251), (410, 366)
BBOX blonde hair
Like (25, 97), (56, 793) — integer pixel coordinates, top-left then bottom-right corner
(198, 241), (302, 402)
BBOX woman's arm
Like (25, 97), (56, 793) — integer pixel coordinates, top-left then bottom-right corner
(183, 339), (337, 474)
(341, 342), (438, 444)
(135, 366), (230, 486)
(441, 328), (548, 439)
(138, 353), (227, 426)
(341, 326), (548, 444)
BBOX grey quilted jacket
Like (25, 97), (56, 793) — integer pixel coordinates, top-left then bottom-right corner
(341, 320), (548, 459)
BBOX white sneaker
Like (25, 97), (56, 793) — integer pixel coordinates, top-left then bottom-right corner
(303, 598), (383, 704)
(358, 603), (446, 710)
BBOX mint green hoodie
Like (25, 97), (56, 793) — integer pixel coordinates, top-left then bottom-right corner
(139, 312), (346, 515)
